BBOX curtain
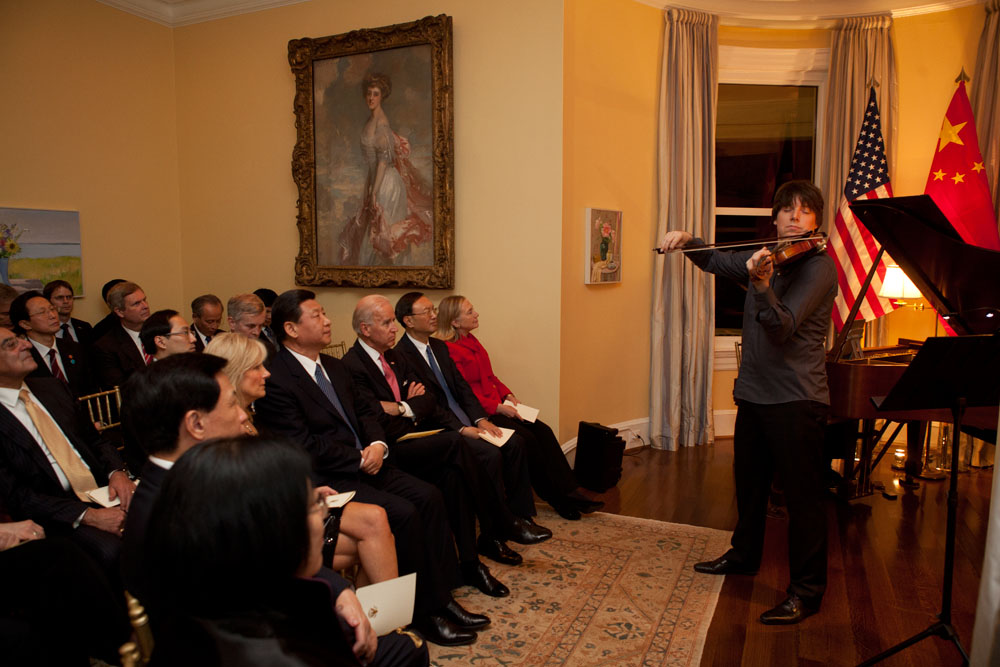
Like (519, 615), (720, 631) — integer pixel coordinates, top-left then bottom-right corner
(820, 16), (896, 234)
(971, 0), (1000, 226)
(650, 8), (718, 451)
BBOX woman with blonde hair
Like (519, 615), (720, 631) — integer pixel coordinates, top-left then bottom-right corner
(435, 296), (603, 520)
(206, 333), (398, 585)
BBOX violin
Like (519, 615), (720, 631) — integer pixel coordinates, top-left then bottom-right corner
(751, 233), (828, 280)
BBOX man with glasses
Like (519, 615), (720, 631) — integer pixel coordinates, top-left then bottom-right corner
(43, 279), (94, 346)
(139, 310), (197, 362)
(9, 291), (96, 398)
(0, 325), (134, 576)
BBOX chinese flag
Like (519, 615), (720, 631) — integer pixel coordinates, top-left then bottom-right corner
(924, 81), (1000, 250)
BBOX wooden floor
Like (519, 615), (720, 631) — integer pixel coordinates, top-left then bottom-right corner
(587, 440), (993, 667)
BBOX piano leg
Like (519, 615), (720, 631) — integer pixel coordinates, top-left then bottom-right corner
(901, 421), (925, 489)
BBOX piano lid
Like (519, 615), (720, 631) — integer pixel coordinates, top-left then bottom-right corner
(849, 195), (1000, 336)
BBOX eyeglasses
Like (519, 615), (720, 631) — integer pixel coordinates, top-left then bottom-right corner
(27, 306), (58, 317)
(411, 306), (438, 316)
(0, 334), (28, 351)
(162, 328), (192, 337)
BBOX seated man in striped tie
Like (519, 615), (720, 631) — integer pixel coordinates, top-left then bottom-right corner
(9, 290), (96, 398)
(0, 325), (135, 577)
(92, 281), (152, 389)
(659, 180), (836, 625)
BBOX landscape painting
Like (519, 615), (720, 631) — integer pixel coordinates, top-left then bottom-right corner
(0, 207), (82, 294)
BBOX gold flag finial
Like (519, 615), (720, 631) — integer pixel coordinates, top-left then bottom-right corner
(955, 68), (971, 83)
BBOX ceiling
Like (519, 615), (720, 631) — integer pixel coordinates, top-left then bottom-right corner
(97, 0), (979, 28)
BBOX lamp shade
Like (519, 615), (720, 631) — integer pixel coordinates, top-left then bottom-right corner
(878, 264), (923, 299)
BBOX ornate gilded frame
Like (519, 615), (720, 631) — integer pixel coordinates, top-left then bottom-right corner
(289, 15), (454, 288)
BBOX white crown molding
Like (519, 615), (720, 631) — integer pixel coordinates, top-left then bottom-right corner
(638, 0), (982, 28)
(96, 0), (310, 28)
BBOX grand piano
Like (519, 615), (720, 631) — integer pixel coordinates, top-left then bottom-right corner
(826, 194), (1000, 498)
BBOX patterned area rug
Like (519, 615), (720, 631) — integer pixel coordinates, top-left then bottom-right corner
(431, 507), (732, 666)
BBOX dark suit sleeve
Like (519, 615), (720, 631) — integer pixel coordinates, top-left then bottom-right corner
(0, 447), (92, 526)
(254, 357), (365, 480)
(91, 334), (128, 390)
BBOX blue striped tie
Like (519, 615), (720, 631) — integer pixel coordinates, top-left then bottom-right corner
(313, 365), (363, 449)
(425, 346), (471, 427)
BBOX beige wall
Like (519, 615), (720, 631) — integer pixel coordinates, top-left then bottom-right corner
(560, 0), (662, 441)
(172, 0), (564, 424)
(0, 0), (182, 321)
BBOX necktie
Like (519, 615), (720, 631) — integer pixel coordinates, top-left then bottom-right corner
(19, 389), (98, 501)
(313, 365), (363, 449)
(425, 347), (471, 426)
(143, 350), (152, 365)
(60, 323), (72, 341)
(48, 348), (68, 384)
(379, 354), (402, 401)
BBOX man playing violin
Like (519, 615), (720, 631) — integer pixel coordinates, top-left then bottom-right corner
(660, 180), (837, 625)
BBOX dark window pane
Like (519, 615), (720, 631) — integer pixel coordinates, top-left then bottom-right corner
(713, 215), (775, 335)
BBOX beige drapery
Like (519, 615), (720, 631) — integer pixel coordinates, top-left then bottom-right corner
(820, 16), (897, 233)
(971, 0), (1000, 226)
(650, 8), (718, 451)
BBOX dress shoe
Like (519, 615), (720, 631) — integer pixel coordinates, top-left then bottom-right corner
(551, 501), (582, 521)
(759, 594), (819, 625)
(461, 560), (510, 597)
(693, 554), (758, 576)
(566, 490), (605, 513)
(508, 517), (553, 545)
(443, 598), (491, 630)
(413, 613), (477, 646)
(477, 535), (523, 565)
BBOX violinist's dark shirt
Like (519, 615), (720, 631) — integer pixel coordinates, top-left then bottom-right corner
(684, 239), (837, 405)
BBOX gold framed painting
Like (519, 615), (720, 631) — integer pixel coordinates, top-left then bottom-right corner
(585, 208), (622, 284)
(289, 14), (454, 288)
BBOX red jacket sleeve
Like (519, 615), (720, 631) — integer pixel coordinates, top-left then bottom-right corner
(446, 336), (511, 414)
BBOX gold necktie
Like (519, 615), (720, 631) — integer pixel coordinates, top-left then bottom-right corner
(19, 389), (98, 502)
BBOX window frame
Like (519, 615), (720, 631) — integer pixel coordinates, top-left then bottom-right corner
(714, 44), (830, 371)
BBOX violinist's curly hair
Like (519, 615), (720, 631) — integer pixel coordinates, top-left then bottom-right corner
(362, 73), (391, 101)
(771, 180), (824, 223)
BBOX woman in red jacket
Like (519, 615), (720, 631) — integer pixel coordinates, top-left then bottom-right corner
(436, 295), (603, 520)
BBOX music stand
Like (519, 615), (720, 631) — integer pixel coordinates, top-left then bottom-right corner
(857, 334), (1000, 666)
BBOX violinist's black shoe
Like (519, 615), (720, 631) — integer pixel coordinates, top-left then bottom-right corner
(693, 554), (758, 576)
(759, 595), (819, 625)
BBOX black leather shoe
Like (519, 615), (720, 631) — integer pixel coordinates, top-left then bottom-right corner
(461, 560), (510, 597)
(566, 490), (605, 513)
(551, 501), (582, 521)
(759, 595), (819, 625)
(693, 555), (758, 576)
(477, 535), (523, 565)
(508, 517), (552, 545)
(443, 598), (491, 630)
(413, 614), (477, 646)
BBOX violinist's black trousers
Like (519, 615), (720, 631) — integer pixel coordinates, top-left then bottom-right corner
(725, 399), (828, 604)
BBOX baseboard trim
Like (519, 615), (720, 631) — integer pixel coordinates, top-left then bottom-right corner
(562, 417), (650, 454)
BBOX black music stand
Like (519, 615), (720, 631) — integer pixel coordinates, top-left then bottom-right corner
(857, 334), (1000, 667)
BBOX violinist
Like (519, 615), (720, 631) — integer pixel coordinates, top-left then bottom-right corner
(660, 180), (837, 625)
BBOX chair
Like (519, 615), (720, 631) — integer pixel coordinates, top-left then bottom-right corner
(119, 592), (154, 666)
(322, 340), (348, 359)
(78, 387), (122, 432)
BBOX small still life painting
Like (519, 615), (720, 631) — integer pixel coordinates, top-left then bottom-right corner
(585, 208), (622, 284)
(0, 208), (82, 294)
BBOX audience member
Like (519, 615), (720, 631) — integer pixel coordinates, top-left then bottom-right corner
(0, 326), (135, 575)
(394, 292), (550, 532)
(190, 293), (224, 351)
(43, 279), (93, 345)
(143, 436), (428, 666)
(0, 284), (17, 329)
(92, 281), (151, 388)
(254, 289), (489, 646)
(207, 332), (398, 585)
(344, 295), (549, 569)
(254, 286), (279, 347)
(227, 293), (268, 344)
(139, 309), (196, 362)
(437, 295), (604, 520)
(10, 290), (96, 398)
(90, 278), (127, 342)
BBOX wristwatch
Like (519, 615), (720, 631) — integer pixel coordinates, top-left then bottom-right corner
(397, 402), (405, 416)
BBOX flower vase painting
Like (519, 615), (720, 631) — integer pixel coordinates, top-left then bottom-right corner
(584, 208), (622, 284)
(0, 208), (83, 294)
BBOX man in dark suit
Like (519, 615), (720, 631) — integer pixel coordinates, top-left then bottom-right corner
(92, 281), (151, 388)
(254, 287), (280, 348)
(43, 279), (94, 346)
(393, 292), (545, 526)
(90, 278), (127, 343)
(10, 291), (96, 398)
(255, 289), (490, 647)
(228, 293), (276, 361)
(190, 294), (224, 352)
(0, 326), (135, 575)
(344, 295), (549, 565)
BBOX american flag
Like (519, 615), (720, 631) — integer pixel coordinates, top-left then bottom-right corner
(828, 87), (898, 331)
